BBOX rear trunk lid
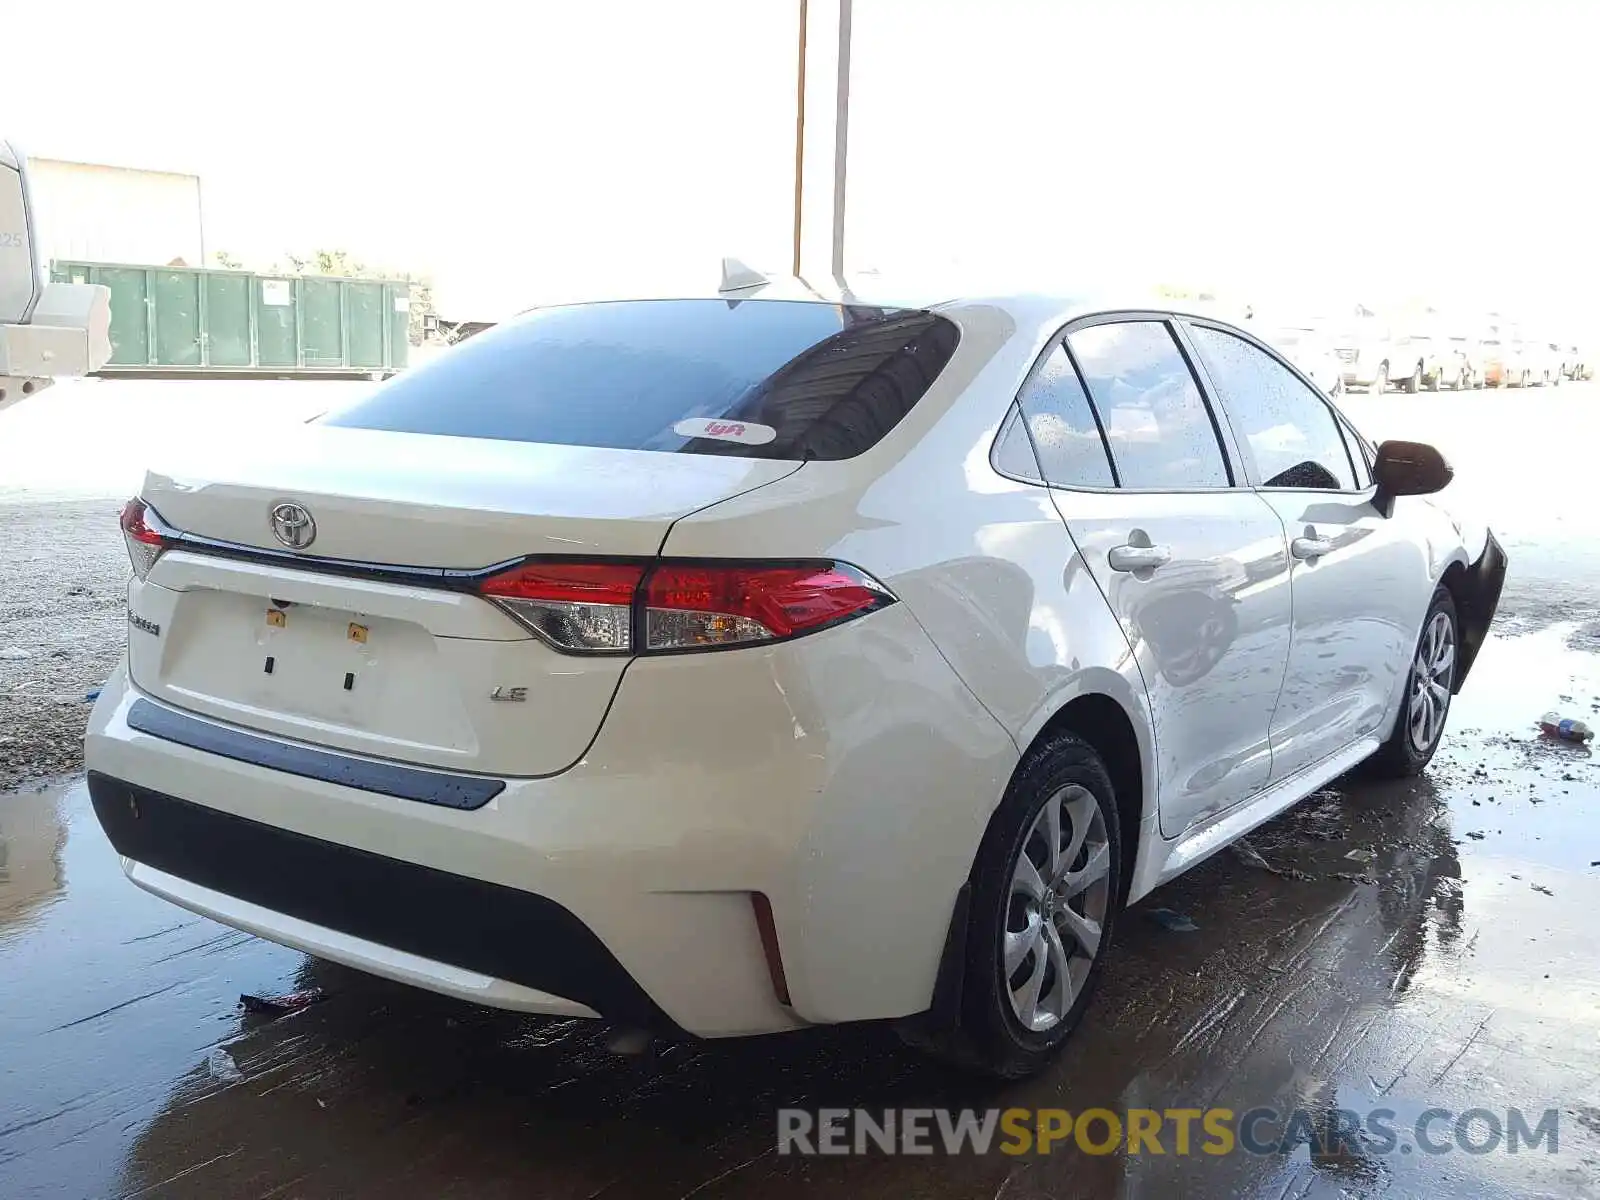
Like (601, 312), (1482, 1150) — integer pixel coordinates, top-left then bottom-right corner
(130, 425), (799, 777)
(144, 424), (798, 563)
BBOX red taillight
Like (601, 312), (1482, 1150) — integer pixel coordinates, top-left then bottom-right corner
(643, 563), (890, 650)
(120, 498), (169, 580)
(476, 559), (892, 655)
(479, 562), (644, 606)
(478, 562), (646, 654)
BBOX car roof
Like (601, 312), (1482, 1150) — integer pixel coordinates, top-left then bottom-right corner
(513, 271), (1220, 342)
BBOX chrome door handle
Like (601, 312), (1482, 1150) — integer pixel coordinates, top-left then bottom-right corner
(1291, 536), (1334, 560)
(1108, 544), (1172, 572)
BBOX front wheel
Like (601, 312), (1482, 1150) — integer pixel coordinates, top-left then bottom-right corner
(1371, 364), (1389, 394)
(1366, 588), (1458, 777)
(944, 732), (1122, 1078)
(1403, 364), (1422, 393)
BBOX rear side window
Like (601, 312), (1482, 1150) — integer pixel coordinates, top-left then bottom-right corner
(991, 403), (1044, 482)
(1014, 344), (1115, 487)
(1186, 324), (1358, 490)
(323, 299), (960, 461)
(1066, 321), (1231, 489)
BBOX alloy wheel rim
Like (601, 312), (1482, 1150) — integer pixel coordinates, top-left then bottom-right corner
(1408, 611), (1455, 753)
(1002, 784), (1111, 1033)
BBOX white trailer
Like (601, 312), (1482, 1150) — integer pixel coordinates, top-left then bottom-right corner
(1, 138), (112, 413)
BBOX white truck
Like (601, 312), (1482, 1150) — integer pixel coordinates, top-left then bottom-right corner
(1, 138), (112, 414)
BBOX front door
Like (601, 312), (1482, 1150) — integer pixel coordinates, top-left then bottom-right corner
(1184, 320), (1433, 780)
(1016, 318), (1293, 838)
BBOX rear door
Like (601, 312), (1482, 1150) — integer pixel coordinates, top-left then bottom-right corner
(1183, 320), (1433, 781)
(1017, 316), (1293, 838)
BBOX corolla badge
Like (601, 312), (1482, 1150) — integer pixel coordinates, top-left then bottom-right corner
(270, 501), (316, 550)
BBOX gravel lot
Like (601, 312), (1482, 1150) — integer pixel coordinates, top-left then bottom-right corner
(0, 378), (365, 789)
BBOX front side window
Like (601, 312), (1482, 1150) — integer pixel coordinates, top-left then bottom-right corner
(1187, 324), (1358, 491)
(1065, 321), (1230, 489)
(323, 299), (960, 461)
(1013, 343), (1116, 488)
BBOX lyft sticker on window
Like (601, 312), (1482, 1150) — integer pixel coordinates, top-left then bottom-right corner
(674, 417), (778, 446)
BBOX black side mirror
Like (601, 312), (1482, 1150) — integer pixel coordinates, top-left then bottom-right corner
(1373, 439), (1453, 510)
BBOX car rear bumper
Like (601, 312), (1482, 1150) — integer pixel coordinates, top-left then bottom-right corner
(89, 771), (674, 1027)
(84, 602), (1017, 1037)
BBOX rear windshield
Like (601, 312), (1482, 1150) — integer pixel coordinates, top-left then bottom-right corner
(322, 298), (960, 460)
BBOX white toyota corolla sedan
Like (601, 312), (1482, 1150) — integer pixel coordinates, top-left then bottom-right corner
(85, 276), (1506, 1077)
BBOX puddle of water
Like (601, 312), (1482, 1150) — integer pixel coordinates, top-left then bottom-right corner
(0, 778), (308, 1200)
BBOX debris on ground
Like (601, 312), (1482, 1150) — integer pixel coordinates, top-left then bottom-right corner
(1146, 908), (1198, 933)
(604, 1027), (654, 1056)
(1465, 831), (1487, 840)
(1539, 712), (1593, 743)
(83, 688), (101, 703)
(1343, 849), (1376, 864)
(1531, 884), (1555, 896)
(1228, 837), (1313, 880)
(239, 987), (327, 1016)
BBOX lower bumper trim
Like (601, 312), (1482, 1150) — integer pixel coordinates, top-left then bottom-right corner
(87, 772), (681, 1034)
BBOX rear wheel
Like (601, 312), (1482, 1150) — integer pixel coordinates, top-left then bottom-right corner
(941, 732), (1122, 1078)
(1367, 588), (1458, 777)
(1403, 363), (1421, 393)
(1371, 364), (1389, 394)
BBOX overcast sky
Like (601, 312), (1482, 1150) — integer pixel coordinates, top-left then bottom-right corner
(5, 0), (1595, 330)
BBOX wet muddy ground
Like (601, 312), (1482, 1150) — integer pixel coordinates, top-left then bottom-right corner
(3, 383), (1599, 1198)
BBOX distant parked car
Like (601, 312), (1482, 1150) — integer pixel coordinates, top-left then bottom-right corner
(1480, 337), (1511, 387)
(1405, 334), (1472, 391)
(1264, 326), (1343, 396)
(1507, 339), (1559, 387)
(1566, 346), (1590, 380)
(1534, 342), (1566, 386)
(1441, 335), (1479, 389)
(1332, 327), (1418, 393)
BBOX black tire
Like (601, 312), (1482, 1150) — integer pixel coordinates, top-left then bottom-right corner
(1425, 367), (1439, 391)
(1366, 587), (1458, 778)
(942, 732), (1123, 1078)
(1371, 364), (1388, 394)
(1403, 364), (1421, 393)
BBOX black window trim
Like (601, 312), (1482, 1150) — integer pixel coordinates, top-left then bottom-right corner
(988, 400), (1046, 485)
(989, 309), (1251, 495)
(1179, 315), (1373, 497)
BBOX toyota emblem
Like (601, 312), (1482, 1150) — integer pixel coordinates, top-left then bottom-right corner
(270, 501), (317, 550)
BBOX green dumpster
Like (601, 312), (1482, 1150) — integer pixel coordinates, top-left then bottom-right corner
(50, 261), (411, 377)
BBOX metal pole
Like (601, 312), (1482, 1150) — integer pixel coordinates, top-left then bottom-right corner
(195, 175), (207, 266)
(791, 0), (809, 277)
(830, 0), (852, 283)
